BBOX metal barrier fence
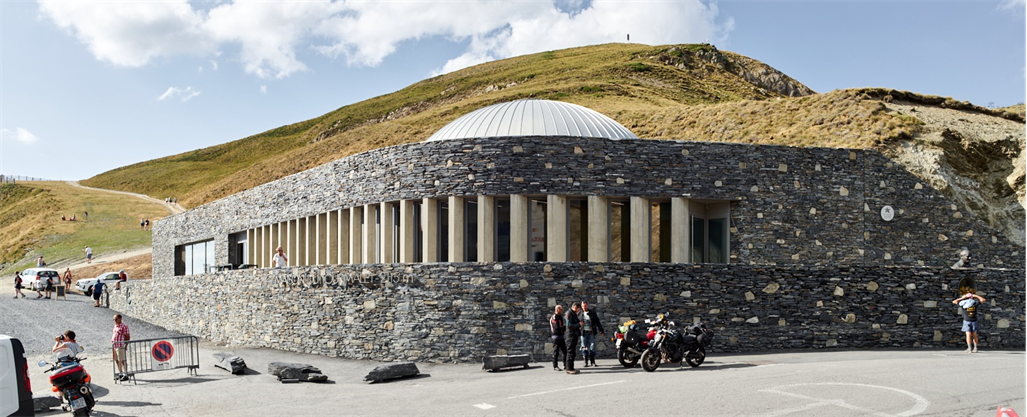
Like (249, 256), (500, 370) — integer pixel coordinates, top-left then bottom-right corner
(113, 336), (199, 384)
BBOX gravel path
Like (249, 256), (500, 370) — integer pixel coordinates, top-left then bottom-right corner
(0, 284), (187, 366)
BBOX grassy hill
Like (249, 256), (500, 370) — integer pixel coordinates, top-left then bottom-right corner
(82, 43), (822, 207)
(0, 181), (168, 273)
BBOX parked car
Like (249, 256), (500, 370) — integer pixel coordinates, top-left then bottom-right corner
(75, 271), (125, 294)
(0, 334), (34, 416)
(19, 267), (59, 291)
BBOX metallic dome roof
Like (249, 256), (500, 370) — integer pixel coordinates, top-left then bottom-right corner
(426, 99), (638, 142)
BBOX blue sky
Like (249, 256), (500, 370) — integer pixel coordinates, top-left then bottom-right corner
(2, 0), (1024, 181)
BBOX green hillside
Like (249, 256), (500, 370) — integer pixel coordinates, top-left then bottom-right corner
(82, 43), (821, 207)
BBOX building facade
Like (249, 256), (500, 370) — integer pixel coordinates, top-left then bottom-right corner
(127, 100), (1023, 361)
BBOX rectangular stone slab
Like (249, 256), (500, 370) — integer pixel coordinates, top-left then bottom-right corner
(364, 361), (420, 383)
(482, 354), (530, 371)
(268, 362), (328, 382)
(212, 352), (247, 374)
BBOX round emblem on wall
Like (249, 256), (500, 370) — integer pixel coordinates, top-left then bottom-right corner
(881, 205), (895, 222)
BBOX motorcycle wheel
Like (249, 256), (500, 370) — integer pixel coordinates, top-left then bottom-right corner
(617, 347), (639, 368)
(640, 349), (661, 372)
(73, 408), (91, 417)
(686, 346), (706, 368)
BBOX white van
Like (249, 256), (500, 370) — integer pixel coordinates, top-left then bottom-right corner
(0, 335), (33, 416)
(19, 268), (59, 292)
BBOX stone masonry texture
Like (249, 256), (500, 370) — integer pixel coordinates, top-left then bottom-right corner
(134, 137), (1024, 362)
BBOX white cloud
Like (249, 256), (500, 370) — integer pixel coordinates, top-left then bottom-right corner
(157, 86), (201, 102)
(998, 0), (1025, 10)
(0, 128), (39, 144)
(38, 1), (731, 79)
(39, 0), (214, 67)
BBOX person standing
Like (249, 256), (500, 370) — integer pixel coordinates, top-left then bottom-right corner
(44, 273), (54, 299)
(13, 272), (25, 298)
(953, 291), (987, 353)
(579, 301), (605, 367)
(273, 247), (289, 268)
(92, 280), (105, 307)
(85, 246), (93, 264)
(564, 302), (582, 374)
(549, 305), (567, 371)
(111, 314), (131, 381)
(63, 268), (73, 288)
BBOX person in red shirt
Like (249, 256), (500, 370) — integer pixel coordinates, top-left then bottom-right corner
(111, 314), (131, 381)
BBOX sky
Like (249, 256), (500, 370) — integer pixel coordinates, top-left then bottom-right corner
(1, 0), (1024, 181)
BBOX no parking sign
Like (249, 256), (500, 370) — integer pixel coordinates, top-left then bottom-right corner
(150, 340), (176, 370)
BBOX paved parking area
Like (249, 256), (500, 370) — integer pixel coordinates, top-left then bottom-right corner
(3, 285), (1023, 416)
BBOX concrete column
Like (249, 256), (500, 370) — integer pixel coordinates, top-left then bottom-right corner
(380, 202), (394, 263)
(671, 197), (691, 263)
(252, 228), (261, 267)
(328, 211), (339, 265)
(546, 194), (568, 262)
(448, 196), (465, 262)
(399, 200), (415, 263)
(364, 204), (378, 263)
(477, 196), (495, 262)
(510, 194), (529, 262)
(350, 207), (362, 264)
(587, 196), (609, 262)
(421, 198), (438, 262)
(246, 229), (254, 267)
(339, 209), (350, 264)
(630, 197), (650, 262)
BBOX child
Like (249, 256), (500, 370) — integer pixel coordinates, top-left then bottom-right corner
(952, 291), (987, 353)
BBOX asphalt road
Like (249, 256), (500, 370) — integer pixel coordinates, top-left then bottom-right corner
(2, 284), (1023, 417)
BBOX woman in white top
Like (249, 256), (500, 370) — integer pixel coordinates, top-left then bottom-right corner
(273, 247), (289, 268)
(52, 330), (83, 361)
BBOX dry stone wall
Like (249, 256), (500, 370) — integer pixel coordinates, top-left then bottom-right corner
(110, 264), (1024, 362)
(152, 137), (1022, 277)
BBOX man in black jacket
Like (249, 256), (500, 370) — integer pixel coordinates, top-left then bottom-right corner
(564, 302), (582, 374)
(579, 301), (605, 367)
(550, 305), (567, 371)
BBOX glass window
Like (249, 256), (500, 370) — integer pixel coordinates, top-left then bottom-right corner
(465, 200), (478, 262)
(495, 199), (511, 262)
(529, 199), (547, 262)
(438, 201), (449, 262)
(413, 203), (423, 262)
(174, 239), (214, 276)
(708, 218), (727, 264)
(691, 217), (705, 263)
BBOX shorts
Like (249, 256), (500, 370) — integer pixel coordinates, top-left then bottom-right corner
(961, 320), (979, 333)
(87, 254), (92, 260)
(113, 348), (126, 361)
(92, 292), (102, 301)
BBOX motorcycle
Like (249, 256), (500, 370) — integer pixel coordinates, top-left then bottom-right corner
(39, 356), (95, 416)
(640, 316), (715, 372)
(613, 315), (668, 368)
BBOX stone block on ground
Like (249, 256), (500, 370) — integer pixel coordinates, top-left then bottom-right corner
(364, 361), (420, 383)
(482, 354), (530, 371)
(213, 352), (247, 374)
(267, 362), (327, 382)
(33, 394), (61, 411)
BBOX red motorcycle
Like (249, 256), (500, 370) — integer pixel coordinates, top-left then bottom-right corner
(613, 315), (669, 368)
(40, 357), (95, 416)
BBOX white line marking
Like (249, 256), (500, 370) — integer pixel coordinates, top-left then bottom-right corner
(757, 382), (930, 417)
(473, 403), (496, 410)
(507, 380), (628, 399)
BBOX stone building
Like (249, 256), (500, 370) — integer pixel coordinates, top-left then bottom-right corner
(121, 100), (1023, 362)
